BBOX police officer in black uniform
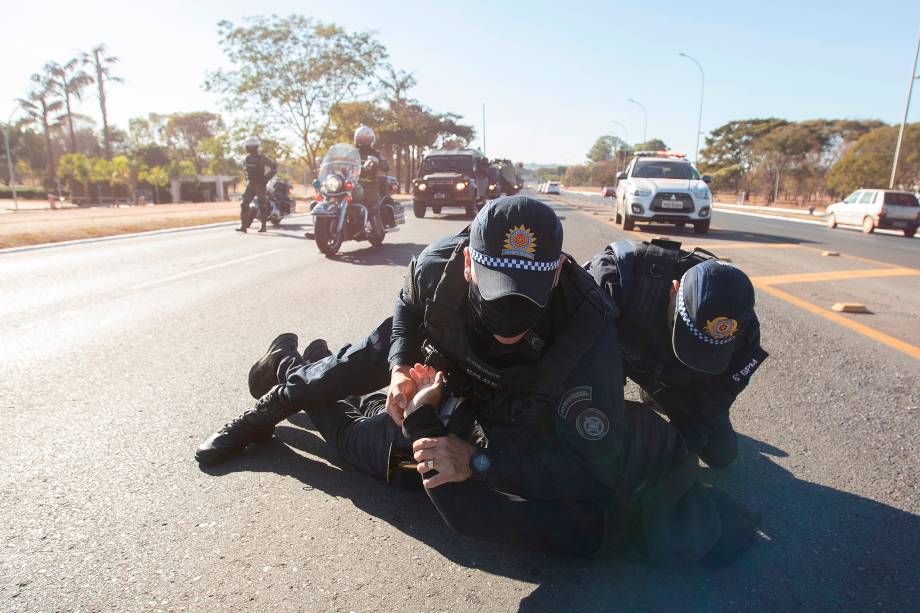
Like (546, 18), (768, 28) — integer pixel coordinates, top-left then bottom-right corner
(586, 239), (768, 468)
(353, 125), (389, 232)
(197, 197), (758, 563)
(237, 137), (277, 233)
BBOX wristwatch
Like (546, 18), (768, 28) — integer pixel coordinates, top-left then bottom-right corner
(469, 450), (492, 480)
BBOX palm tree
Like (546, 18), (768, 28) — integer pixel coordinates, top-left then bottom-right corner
(18, 74), (64, 189)
(82, 44), (122, 159)
(46, 58), (94, 153)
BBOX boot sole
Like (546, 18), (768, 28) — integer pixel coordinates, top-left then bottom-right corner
(248, 333), (298, 399)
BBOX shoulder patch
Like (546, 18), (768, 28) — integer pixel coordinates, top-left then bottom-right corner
(557, 386), (592, 419)
(575, 408), (610, 441)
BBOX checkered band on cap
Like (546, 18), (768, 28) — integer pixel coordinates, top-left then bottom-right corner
(677, 285), (736, 346)
(470, 247), (560, 272)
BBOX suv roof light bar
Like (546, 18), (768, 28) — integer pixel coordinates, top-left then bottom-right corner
(633, 150), (687, 159)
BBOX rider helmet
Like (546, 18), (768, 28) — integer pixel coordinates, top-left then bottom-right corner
(354, 125), (376, 148)
(244, 136), (260, 154)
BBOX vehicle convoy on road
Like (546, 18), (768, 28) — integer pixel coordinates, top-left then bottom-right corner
(614, 151), (713, 234)
(825, 188), (919, 237)
(493, 158), (522, 195)
(411, 148), (490, 218)
(308, 143), (405, 256)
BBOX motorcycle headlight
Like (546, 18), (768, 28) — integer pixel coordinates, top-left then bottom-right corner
(417, 182), (427, 192)
(455, 182), (467, 191)
(323, 175), (342, 193)
(632, 188), (652, 197)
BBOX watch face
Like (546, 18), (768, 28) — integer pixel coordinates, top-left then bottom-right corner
(473, 452), (491, 473)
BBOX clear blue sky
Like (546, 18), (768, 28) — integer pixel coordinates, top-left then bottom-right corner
(3, 0), (919, 165)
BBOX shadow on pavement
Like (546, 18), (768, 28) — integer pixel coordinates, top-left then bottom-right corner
(201, 427), (919, 611)
(324, 242), (429, 267)
(621, 223), (816, 245)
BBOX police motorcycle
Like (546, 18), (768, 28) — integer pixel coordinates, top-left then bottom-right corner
(246, 179), (297, 229)
(309, 143), (405, 256)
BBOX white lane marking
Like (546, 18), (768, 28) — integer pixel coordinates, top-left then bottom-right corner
(130, 248), (287, 290)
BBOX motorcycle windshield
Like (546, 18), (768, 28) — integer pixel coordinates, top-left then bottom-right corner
(319, 144), (361, 181)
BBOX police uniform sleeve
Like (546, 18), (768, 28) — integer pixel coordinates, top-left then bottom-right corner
(264, 155), (277, 183)
(473, 321), (624, 501)
(671, 314), (768, 452)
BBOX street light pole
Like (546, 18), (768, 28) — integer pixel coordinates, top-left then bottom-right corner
(482, 103), (487, 156)
(611, 120), (628, 170)
(2, 110), (18, 211)
(678, 52), (705, 165)
(627, 98), (647, 144)
(890, 29), (920, 189)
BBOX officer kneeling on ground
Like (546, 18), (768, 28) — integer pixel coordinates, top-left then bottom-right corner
(236, 137), (277, 234)
(585, 240), (768, 468)
(198, 197), (758, 563)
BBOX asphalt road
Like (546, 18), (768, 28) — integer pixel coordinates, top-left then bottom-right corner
(2, 192), (918, 612)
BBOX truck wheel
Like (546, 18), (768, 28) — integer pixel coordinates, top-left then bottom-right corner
(413, 201), (426, 218)
(622, 211), (635, 231)
(614, 204), (622, 224)
(693, 220), (710, 234)
(862, 216), (875, 234)
(826, 213), (837, 229)
(903, 226), (917, 238)
(314, 218), (343, 256)
(433, 206), (442, 215)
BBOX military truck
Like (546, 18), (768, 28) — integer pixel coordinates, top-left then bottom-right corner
(412, 149), (490, 218)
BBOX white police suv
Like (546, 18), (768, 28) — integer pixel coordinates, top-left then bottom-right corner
(614, 151), (713, 234)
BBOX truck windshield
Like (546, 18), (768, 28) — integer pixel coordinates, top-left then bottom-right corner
(633, 160), (700, 180)
(421, 156), (474, 174)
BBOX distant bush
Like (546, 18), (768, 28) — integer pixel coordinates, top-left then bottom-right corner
(0, 187), (47, 199)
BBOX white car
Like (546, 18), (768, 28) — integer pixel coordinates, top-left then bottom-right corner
(545, 181), (560, 195)
(614, 151), (713, 234)
(826, 189), (919, 237)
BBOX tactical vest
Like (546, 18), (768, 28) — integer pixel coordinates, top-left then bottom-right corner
(421, 240), (613, 425)
(607, 238), (719, 390)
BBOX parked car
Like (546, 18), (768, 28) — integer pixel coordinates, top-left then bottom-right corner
(826, 189), (919, 237)
(614, 151), (712, 234)
(545, 181), (560, 195)
(601, 186), (616, 198)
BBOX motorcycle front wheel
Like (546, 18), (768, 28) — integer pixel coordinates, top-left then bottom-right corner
(314, 218), (343, 256)
(368, 211), (385, 247)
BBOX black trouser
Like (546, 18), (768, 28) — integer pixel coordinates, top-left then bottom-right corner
(240, 183), (269, 227)
(274, 318), (608, 556)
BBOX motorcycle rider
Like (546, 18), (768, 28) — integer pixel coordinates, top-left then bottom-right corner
(353, 125), (390, 233)
(237, 137), (277, 234)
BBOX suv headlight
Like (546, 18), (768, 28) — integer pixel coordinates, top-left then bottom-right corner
(693, 187), (711, 200)
(455, 182), (467, 191)
(632, 188), (652, 197)
(416, 182), (427, 192)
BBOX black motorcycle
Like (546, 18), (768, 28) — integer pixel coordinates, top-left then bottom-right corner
(246, 179), (297, 229)
(308, 143), (405, 256)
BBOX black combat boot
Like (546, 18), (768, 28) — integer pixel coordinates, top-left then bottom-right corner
(302, 338), (331, 364)
(248, 333), (300, 399)
(196, 386), (295, 466)
(258, 221), (267, 233)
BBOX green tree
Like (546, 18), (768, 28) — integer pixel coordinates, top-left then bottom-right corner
(82, 44), (123, 159)
(18, 74), (64, 189)
(89, 157), (112, 202)
(45, 58), (94, 153)
(206, 15), (387, 172)
(827, 124), (920, 195)
(57, 152), (92, 196)
(634, 138), (669, 152)
(164, 111), (225, 168)
(587, 135), (615, 163)
(139, 165), (169, 202)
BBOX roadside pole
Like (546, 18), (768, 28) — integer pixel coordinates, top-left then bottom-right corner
(678, 52), (705, 165)
(611, 120), (628, 172)
(482, 103), (486, 156)
(890, 29), (920, 189)
(627, 98), (648, 144)
(2, 121), (18, 211)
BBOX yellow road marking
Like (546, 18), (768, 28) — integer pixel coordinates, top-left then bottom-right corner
(753, 267), (920, 286)
(753, 283), (920, 361)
